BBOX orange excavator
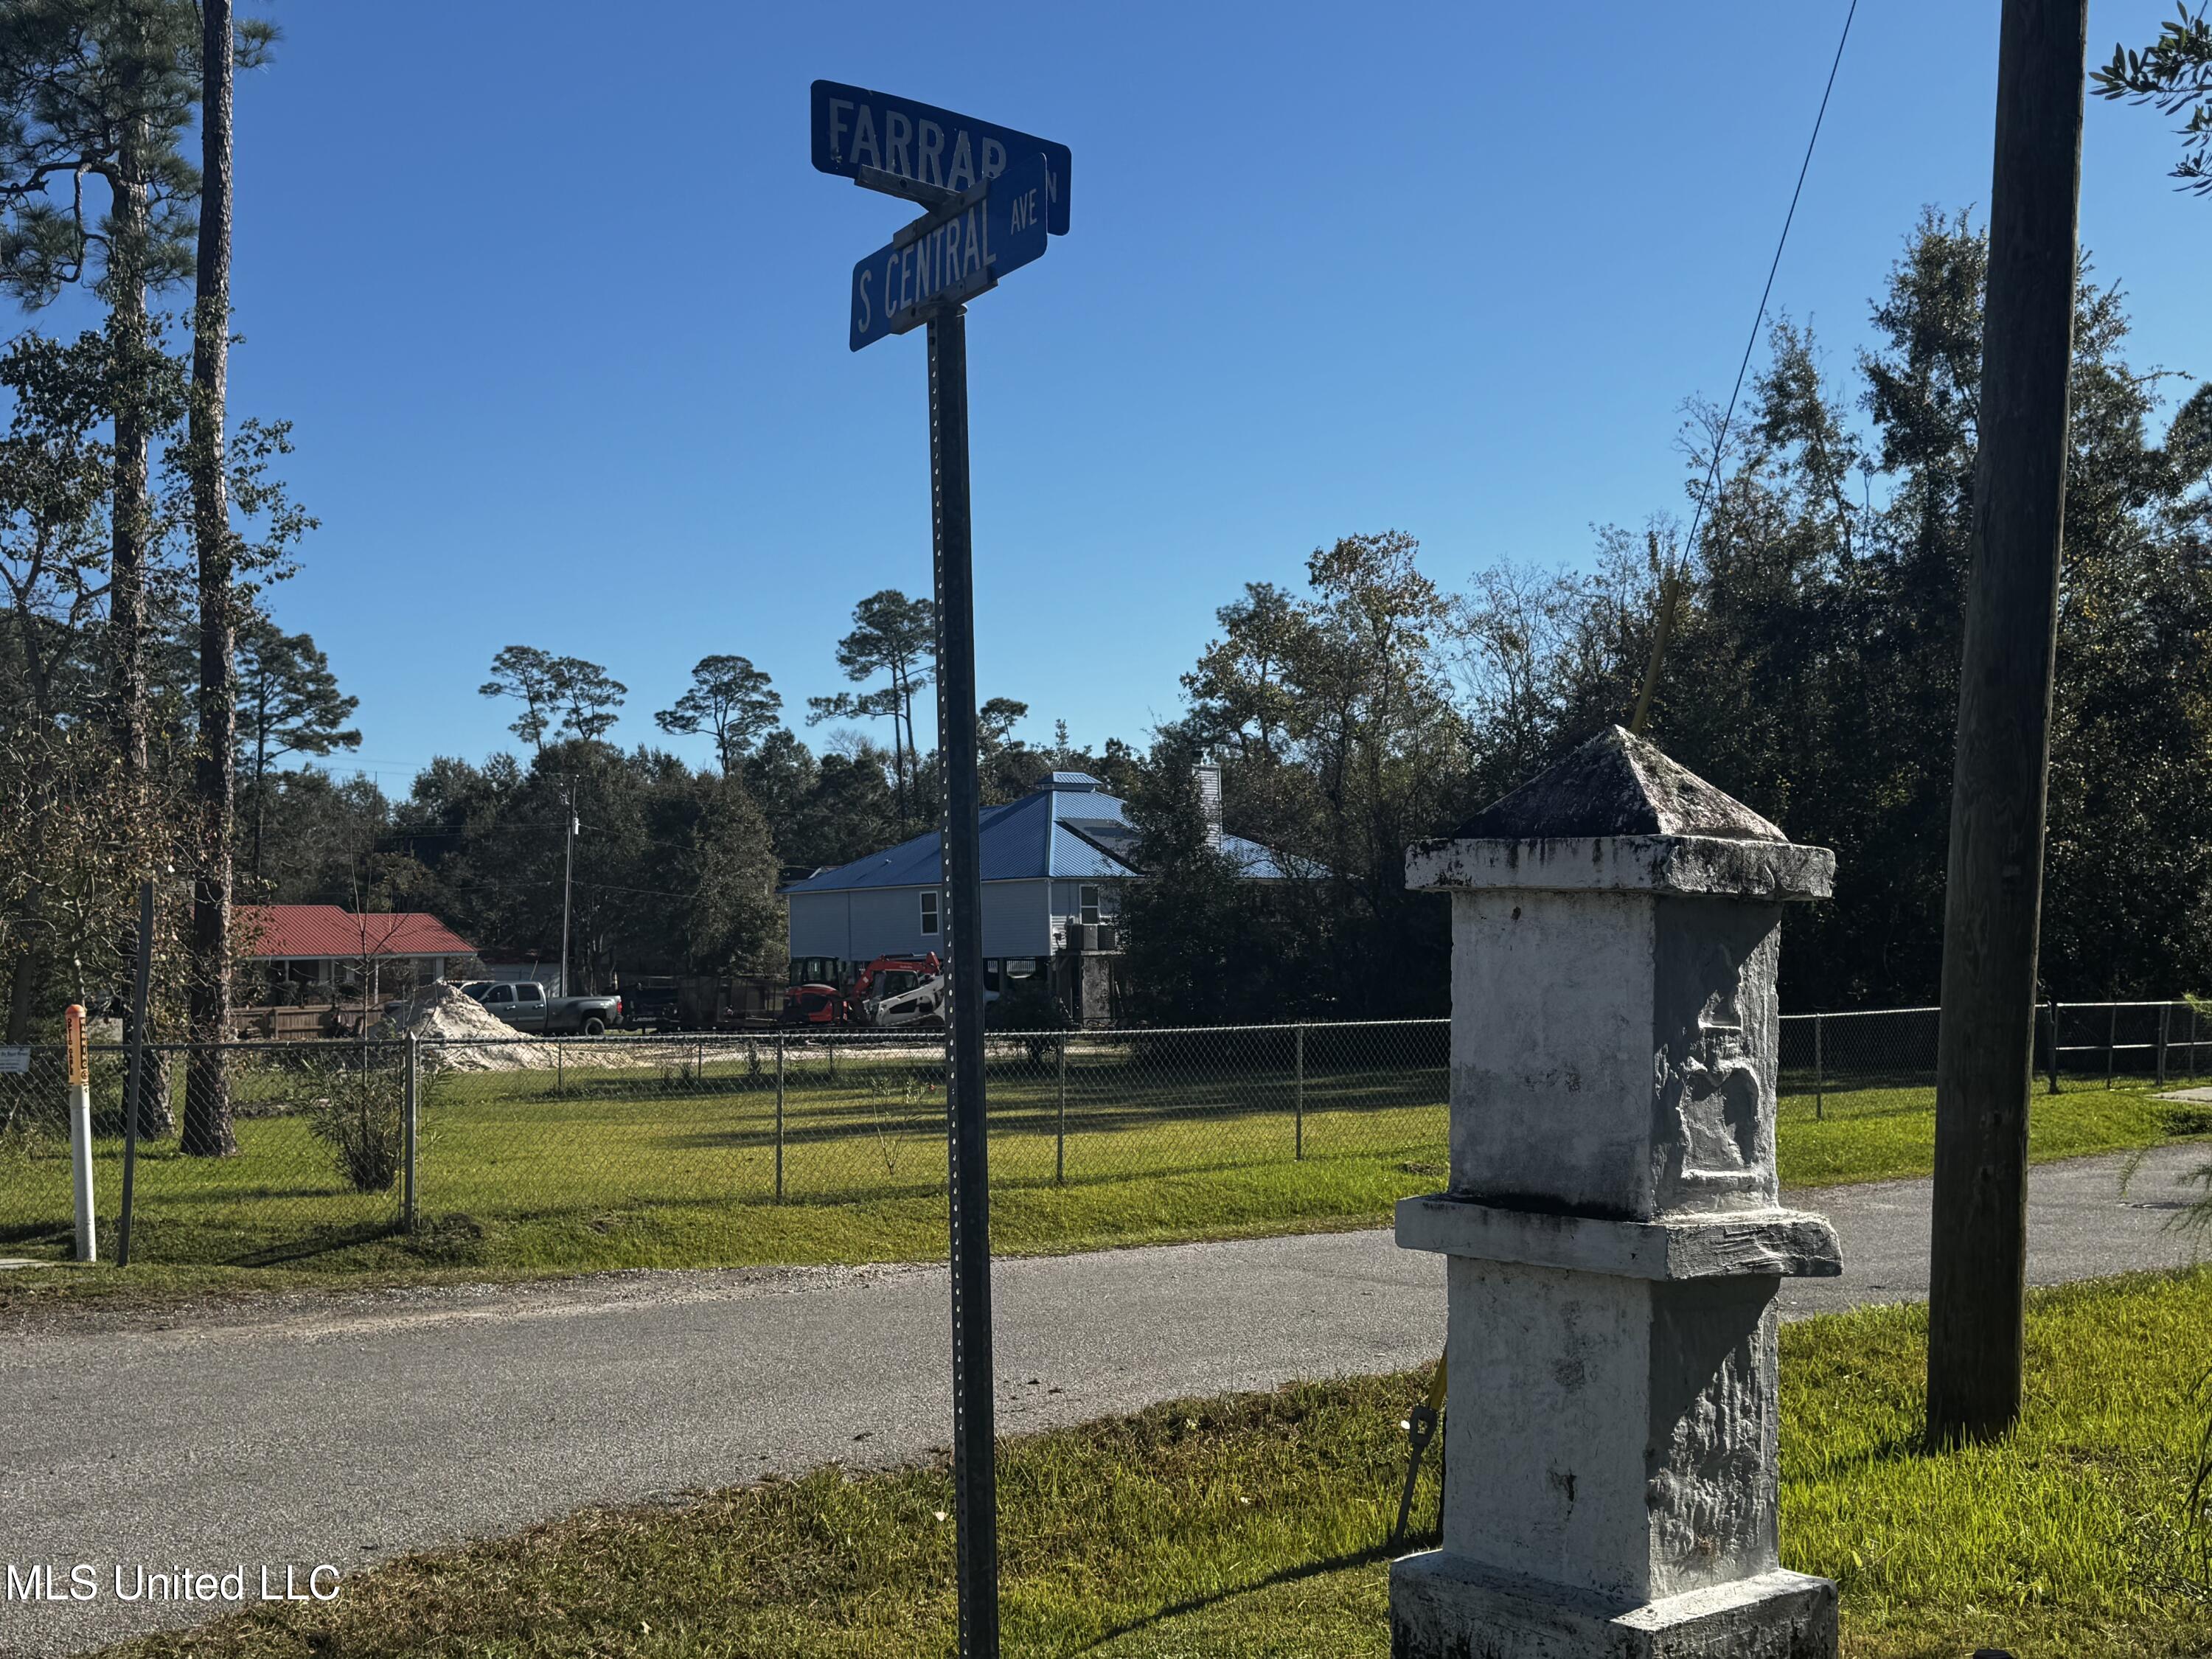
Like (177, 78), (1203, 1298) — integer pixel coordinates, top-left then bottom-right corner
(778, 953), (946, 1030)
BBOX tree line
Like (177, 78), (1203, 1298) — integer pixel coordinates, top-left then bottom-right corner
(1115, 211), (2212, 1023)
(297, 202), (2212, 1035)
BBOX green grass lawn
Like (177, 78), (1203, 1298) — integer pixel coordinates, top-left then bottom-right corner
(1774, 1068), (2210, 1186)
(95, 1268), (2212, 1658)
(2, 1038), (2204, 1312)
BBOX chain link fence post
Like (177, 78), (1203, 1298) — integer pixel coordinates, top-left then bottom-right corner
(1812, 1012), (1824, 1121)
(2107, 999), (2119, 1090)
(1294, 1022), (1306, 1159)
(774, 1030), (786, 1203)
(1055, 1029), (1067, 1185)
(403, 1034), (420, 1233)
(2191, 1001), (2201, 1084)
(2157, 1002), (2171, 1089)
(2046, 998), (2060, 1095)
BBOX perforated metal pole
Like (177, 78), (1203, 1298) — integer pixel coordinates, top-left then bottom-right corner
(2157, 1002), (2170, 1088)
(774, 1032), (786, 1203)
(1055, 1030), (1067, 1185)
(928, 302), (1000, 1659)
(1294, 1023), (1306, 1158)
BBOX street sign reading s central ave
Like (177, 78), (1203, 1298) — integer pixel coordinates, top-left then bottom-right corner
(848, 151), (1050, 351)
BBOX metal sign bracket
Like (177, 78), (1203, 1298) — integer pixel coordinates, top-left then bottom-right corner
(854, 165), (961, 211)
(886, 268), (995, 338)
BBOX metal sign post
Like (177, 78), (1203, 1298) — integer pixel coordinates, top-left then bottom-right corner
(814, 84), (1068, 1659)
(929, 298), (997, 1659)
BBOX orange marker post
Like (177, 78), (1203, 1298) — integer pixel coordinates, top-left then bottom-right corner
(64, 1004), (96, 1261)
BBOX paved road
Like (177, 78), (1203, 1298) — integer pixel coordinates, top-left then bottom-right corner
(2, 1144), (2203, 1657)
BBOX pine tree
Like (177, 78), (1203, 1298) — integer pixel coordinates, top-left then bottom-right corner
(183, 0), (237, 1154)
(235, 615), (359, 883)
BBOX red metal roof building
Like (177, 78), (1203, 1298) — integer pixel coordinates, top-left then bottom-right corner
(240, 905), (479, 997)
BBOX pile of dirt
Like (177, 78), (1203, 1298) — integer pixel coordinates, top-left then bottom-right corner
(383, 983), (559, 1071)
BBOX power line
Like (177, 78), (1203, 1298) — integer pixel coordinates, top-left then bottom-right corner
(1678, 0), (1859, 564)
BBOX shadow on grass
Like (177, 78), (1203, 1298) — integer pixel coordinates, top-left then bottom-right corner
(133, 1182), (384, 1208)
(620, 1141), (1436, 1208)
(1066, 1537), (1412, 1654)
(0, 1217), (72, 1249)
(465, 1063), (1445, 1121)
(1792, 1427), (1936, 1484)
(650, 1097), (1442, 1158)
(222, 1217), (410, 1267)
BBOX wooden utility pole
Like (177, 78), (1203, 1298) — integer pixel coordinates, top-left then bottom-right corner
(1927, 0), (2086, 1447)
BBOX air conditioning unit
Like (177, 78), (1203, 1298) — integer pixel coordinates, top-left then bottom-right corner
(1094, 922), (1119, 952)
(1065, 922), (1096, 953)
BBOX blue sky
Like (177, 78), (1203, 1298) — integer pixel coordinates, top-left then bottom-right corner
(56, 1), (2212, 787)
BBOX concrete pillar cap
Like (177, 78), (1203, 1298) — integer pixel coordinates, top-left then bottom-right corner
(1406, 728), (1833, 900)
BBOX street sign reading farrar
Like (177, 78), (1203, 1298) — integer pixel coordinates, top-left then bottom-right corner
(848, 150), (1050, 352)
(812, 79), (1071, 236)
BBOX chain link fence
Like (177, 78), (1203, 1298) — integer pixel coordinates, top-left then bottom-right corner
(1, 1001), (2202, 1270)
(0, 1020), (1453, 1268)
(1776, 998), (2211, 1126)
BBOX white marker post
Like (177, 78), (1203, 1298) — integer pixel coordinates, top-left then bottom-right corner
(65, 1003), (96, 1262)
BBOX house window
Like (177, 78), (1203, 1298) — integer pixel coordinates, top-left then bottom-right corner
(1006, 958), (1036, 979)
(919, 890), (940, 936)
(1079, 884), (1102, 926)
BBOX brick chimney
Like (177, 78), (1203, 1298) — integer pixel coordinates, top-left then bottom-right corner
(1192, 761), (1222, 849)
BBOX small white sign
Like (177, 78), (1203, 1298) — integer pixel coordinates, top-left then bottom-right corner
(0, 1048), (29, 1074)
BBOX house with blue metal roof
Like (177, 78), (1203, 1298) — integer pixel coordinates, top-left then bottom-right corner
(779, 768), (1282, 1009)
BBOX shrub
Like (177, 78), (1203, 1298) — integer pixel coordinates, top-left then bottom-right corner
(990, 975), (1068, 1064)
(306, 1057), (406, 1193)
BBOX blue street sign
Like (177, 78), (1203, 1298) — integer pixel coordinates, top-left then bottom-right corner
(813, 79), (1071, 237)
(848, 151), (1051, 352)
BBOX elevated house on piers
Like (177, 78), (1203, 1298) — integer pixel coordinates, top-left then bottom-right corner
(778, 768), (1284, 1024)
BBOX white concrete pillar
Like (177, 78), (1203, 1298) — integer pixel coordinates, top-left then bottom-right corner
(1392, 726), (1841, 1659)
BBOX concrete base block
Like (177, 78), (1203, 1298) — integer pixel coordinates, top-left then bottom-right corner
(1391, 1551), (1837, 1659)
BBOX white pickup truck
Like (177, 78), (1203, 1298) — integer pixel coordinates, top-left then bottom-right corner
(474, 981), (624, 1036)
